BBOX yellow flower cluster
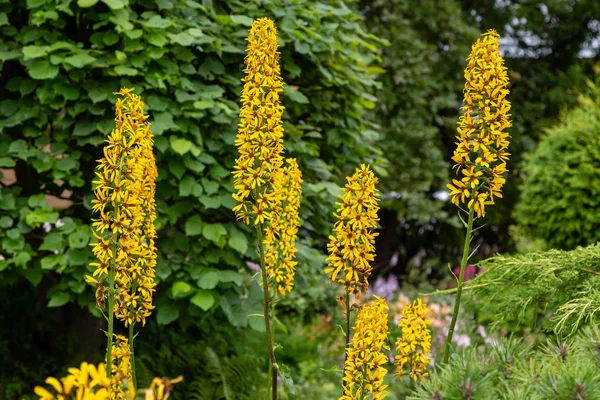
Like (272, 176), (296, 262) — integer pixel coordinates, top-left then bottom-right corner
(326, 164), (380, 294)
(88, 88), (158, 327)
(447, 29), (511, 218)
(395, 298), (432, 382)
(264, 158), (303, 295)
(144, 376), (183, 400)
(111, 335), (134, 399)
(34, 362), (110, 400)
(341, 296), (390, 400)
(232, 17), (285, 226)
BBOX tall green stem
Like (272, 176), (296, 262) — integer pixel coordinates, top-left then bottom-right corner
(129, 322), (137, 393)
(342, 292), (351, 388)
(256, 227), (278, 400)
(443, 204), (475, 363)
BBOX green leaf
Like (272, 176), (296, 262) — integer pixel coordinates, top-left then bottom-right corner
(170, 137), (192, 155)
(217, 270), (244, 286)
(68, 227), (89, 249)
(193, 99), (215, 110)
(77, 0), (99, 7)
(190, 290), (215, 311)
(230, 15), (254, 26)
(202, 223), (227, 244)
(73, 120), (96, 136)
(228, 229), (248, 254)
(172, 281), (192, 298)
(27, 0), (47, 8)
(23, 45), (48, 59)
(147, 32), (168, 47)
(114, 65), (137, 76)
(8, 140), (27, 154)
(39, 232), (64, 251)
(101, 0), (127, 9)
(48, 292), (70, 308)
(156, 302), (179, 325)
(185, 215), (203, 236)
(284, 85), (309, 104)
(63, 53), (97, 68)
(28, 60), (59, 80)
(168, 32), (194, 47)
(197, 271), (219, 290)
(0, 216), (13, 228)
(0, 13), (8, 26)
(144, 15), (171, 28)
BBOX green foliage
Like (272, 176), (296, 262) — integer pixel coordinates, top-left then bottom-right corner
(0, 0), (384, 330)
(515, 85), (600, 250)
(410, 327), (600, 400)
(467, 243), (600, 335)
(362, 0), (477, 221)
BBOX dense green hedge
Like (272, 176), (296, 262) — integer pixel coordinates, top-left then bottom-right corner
(515, 84), (600, 250)
(0, 0), (385, 330)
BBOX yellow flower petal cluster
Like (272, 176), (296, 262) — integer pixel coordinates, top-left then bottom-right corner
(264, 158), (303, 295)
(110, 335), (134, 399)
(34, 362), (110, 400)
(447, 29), (511, 218)
(145, 376), (183, 400)
(341, 296), (390, 400)
(395, 298), (432, 382)
(87, 88), (158, 327)
(326, 164), (380, 294)
(232, 17), (285, 226)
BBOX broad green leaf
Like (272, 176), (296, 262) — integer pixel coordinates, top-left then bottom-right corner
(156, 303), (179, 325)
(202, 223), (227, 244)
(170, 137), (192, 155)
(68, 227), (89, 249)
(48, 292), (70, 307)
(228, 229), (248, 254)
(39, 232), (65, 251)
(63, 53), (96, 68)
(23, 45), (48, 59)
(193, 99), (214, 110)
(77, 0), (99, 7)
(0, 13), (7, 26)
(230, 15), (254, 26)
(217, 270), (244, 286)
(185, 215), (203, 236)
(190, 290), (214, 311)
(284, 85), (309, 104)
(197, 271), (219, 290)
(28, 60), (59, 80)
(114, 65), (137, 76)
(172, 281), (192, 298)
(101, 0), (127, 9)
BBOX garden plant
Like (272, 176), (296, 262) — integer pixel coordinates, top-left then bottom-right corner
(2, 2), (600, 400)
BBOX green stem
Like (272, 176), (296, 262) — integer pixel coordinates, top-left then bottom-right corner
(342, 293), (351, 388)
(129, 322), (137, 394)
(443, 204), (475, 363)
(256, 227), (278, 400)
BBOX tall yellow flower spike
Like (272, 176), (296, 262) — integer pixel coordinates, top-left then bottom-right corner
(264, 158), (303, 295)
(232, 17), (285, 226)
(87, 88), (158, 327)
(395, 299), (432, 382)
(326, 164), (380, 295)
(446, 29), (511, 218)
(340, 296), (390, 400)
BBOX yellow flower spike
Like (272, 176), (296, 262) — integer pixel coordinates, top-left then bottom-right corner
(326, 164), (380, 295)
(449, 29), (511, 218)
(232, 17), (286, 225)
(340, 296), (390, 400)
(264, 158), (303, 295)
(87, 88), (158, 327)
(395, 298), (432, 383)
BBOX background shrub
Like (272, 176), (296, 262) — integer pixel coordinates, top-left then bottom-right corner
(516, 85), (600, 250)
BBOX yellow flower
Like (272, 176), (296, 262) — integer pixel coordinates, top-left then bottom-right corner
(110, 334), (135, 399)
(326, 164), (380, 294)
(449, 29), (512, 218)
(34, 362), (111, 400)
(264, 158), (303, 295)
(395, 298), (431, 383)
(88, 88), (158, 327)
(232, 17), (285, 225)
(145, 376), (183, 400)
(340, 296), (390, 400)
